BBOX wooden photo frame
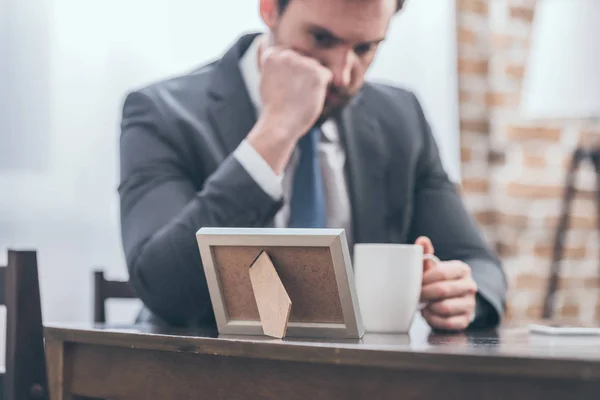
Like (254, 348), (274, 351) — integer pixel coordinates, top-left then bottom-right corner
(196, 228), (365, 339)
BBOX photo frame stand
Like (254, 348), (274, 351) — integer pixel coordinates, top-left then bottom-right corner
(248, 251), (292, 339)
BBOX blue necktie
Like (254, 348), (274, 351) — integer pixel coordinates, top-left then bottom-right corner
(288, 127), (327, 228)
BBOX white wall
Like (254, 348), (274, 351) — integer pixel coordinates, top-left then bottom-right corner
(367, 0), (460, 182)
(0, 0), (459, 325)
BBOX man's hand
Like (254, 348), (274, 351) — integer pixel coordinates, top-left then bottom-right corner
(416, 236), (478, 331)
(259, 46), (332, 137)
(247, 42), (333, 174)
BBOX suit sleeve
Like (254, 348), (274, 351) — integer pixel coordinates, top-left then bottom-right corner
(406, 93), (507, 328)
(119, 91), (283, 326)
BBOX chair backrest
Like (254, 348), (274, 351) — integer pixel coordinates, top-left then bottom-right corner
(1, 250), (47, 400)
(93, 270), (137, 323)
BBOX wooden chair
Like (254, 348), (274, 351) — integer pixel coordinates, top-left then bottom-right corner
(93, 270), (137, 323)
(1, 250), (47, 400)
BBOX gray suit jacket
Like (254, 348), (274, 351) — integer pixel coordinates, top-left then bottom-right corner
(119, 33), (507, 329)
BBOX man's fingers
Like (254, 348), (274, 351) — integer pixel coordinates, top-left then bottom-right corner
(421, 277), (478, 302)
(422, 261), (471, 285)
(425, 296), (476, 317)
(260, 45), (275, 67)
(415, 236), (436, 271)
(421, 308), (472, 332)
(415, 236), (434, 254)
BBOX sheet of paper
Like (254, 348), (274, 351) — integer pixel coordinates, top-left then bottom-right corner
(529, 323), (600, 336)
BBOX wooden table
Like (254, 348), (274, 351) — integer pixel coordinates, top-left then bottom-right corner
(44, 321), (600, 400)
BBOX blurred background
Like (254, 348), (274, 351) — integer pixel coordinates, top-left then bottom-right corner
(457, 0), (600, 323)
(0, 0), (599, 337)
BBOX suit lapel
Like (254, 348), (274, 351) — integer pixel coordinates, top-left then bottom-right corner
(207, 34), (260, 155)
(338, 94), (388, 244)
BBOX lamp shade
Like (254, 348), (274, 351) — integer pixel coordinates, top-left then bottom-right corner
(520, 0), (600, 120)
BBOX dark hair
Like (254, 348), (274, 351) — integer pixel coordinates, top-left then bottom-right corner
(278, 0), (405, 13)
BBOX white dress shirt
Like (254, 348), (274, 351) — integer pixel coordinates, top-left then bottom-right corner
(233, 34), (353, 245)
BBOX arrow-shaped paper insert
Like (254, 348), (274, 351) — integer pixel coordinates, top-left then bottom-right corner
(249, 251), (292, 339)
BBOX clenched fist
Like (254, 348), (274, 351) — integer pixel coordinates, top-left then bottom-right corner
(247, 44), (333, 174)
(260, 47), (332, 138)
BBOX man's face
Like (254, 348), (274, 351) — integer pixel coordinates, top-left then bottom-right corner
(261, 0), (397, 120)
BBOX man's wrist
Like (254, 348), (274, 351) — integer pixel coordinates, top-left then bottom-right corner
(233, 139), (284, 201)
(247, 113), (301, 175)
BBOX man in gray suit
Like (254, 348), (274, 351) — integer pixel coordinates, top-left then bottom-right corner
(119, 0), (507, 331)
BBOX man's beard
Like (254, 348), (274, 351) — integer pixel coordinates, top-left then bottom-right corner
(316, 85), (354, 125)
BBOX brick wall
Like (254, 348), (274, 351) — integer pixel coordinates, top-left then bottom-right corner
(456, 0), (600, 322)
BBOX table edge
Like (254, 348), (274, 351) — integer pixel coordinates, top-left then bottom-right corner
(44, 326), (600, 381)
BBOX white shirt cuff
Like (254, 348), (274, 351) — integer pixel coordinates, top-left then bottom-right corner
(233, 139), (284, 201)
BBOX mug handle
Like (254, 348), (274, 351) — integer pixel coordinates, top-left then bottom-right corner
(418, 254), (441, 311)
(423, 253), (441, 265)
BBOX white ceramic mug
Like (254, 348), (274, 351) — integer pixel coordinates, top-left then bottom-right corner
(353, 243), (439, 333)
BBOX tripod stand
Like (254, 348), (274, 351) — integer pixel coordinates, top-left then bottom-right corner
(543, 146), (600, 319)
